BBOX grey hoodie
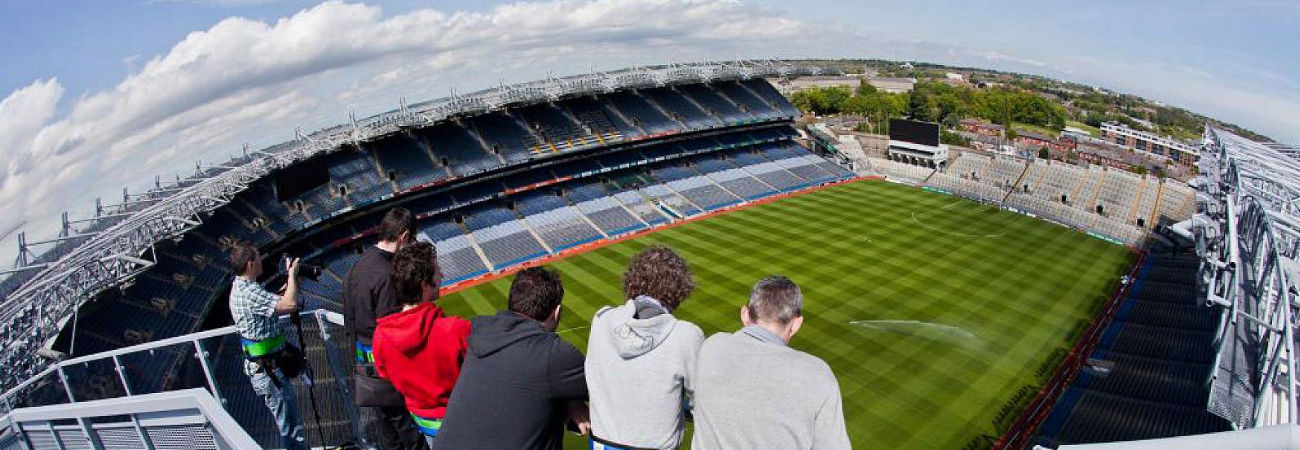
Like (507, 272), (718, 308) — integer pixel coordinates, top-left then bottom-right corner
(586, 297), (705, 449)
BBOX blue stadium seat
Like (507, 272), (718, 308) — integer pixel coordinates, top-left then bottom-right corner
(419, 123), (500, 176)
(368, 134), (446, 190)
(468, 112), (534, 165)
(605, 91), (678, 134)
(715, 80), (782, 120)
(741, 78), (801, 117)
(678, 83), (750, 124)
(641, 87), (723, 130)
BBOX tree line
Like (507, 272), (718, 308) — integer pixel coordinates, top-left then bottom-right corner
(788, 80), (1068, 134)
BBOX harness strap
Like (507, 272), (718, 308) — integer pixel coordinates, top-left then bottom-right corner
(589, 435), (656, 450)
(355, 341), (375, 364)
(240, 334), (285, 359)
(409, 413), (443, 437)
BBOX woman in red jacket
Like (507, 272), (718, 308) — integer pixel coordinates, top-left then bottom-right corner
(372, 242), (471, 446)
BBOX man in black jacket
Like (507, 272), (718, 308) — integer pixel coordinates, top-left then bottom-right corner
(433, 266), (591, 450)
(344, 207), (425, 450)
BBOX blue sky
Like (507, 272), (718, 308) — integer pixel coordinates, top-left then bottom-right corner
(0, 0), (1297, 263)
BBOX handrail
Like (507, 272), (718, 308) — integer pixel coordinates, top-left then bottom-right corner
(8, 388), (260, 450)
(0, 309), (342, 407)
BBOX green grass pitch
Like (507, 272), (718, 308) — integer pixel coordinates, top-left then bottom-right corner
(437, 179), (1135, 449)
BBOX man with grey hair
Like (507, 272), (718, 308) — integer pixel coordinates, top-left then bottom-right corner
(691, 276), (850, 450)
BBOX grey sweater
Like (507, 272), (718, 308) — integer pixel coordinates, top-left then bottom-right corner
(586, 298), (704, 449)
(692, 327), (851, 450)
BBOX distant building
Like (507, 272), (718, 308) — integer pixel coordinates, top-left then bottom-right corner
(769, 76), (860, 94)
(1100, 121), (1198, 166)
(1075, 141), (1144, 170)
(866, 77), (915, 93)
(1061, 126), (1095, 141)
(959, 118), (1004, 137)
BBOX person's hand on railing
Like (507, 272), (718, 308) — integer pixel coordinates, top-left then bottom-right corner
(565, 399), (591, 435)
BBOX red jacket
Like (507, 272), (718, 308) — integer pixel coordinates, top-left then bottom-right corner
(372, 302), (471, 419)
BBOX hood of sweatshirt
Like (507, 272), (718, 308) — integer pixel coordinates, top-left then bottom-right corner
(604, 298), (678, 359)
(467, 310), (548, 358)
(374, 302), (448, 355)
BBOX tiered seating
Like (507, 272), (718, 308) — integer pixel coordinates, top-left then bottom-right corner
(465, 207), (548, 269)
(741, 78), (800, 117)
(668, 176), (741, 210)
(639, 183), (701, 217)
(707, 167), (776, 200)
(641, 87), (722, 129)
(1037, 251), (1230, 446)
(573, 195), (644, 236)
(925, 172), (1005, 202)
(678, 83), (749, 123)
(715, 80), (781, 119)
(1092, 169), (1142, 223)
(467, 112), (533, 165)
(563, 96), (640, 138)
(369, 134), (445, 190)
(742, 160), (808, 191)
(329, 155), (390, 204)
(1070, 166), (1107, 214)
(419, 122), (499, 175)
(947, 152), (992, 181)
(605, 91), (677, 134)
(771, 156), (834, 185)
(984, 156), (1029, 189)
(420, 219), (491, 284)
(614, 191), (670, 225)
(800, 155), (854, 181)
(866, 157), (935, 184)
(515, 104), (589, 155)
(1132, 178), (1162, 229)
(1157, 182), (1197, 224)
(525, 207), (602, 251)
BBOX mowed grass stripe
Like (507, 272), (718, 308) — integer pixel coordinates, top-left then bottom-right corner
(437, 180), (1134, 449)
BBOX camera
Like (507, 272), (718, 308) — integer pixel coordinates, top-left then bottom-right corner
(282, 254), (323, 281)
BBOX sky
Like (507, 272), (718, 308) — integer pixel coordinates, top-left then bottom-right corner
(0, 0), (1297, 266)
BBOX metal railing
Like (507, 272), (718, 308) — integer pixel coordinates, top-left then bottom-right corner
(1, 388), (259, 450)
(0, 310), (363, 449)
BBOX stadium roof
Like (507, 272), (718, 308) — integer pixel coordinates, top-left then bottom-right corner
(1199, 127), (1300, 427)
(0, 60), (837, 389)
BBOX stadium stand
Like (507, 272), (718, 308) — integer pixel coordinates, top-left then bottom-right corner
(641, 87), (724, 130)
(367, 133), (447, 190)
(1035, 248), (1231, 446)
(872, 150), (1199, 246)
(605, 91), (680, 134)
(416, 122), (500, 175)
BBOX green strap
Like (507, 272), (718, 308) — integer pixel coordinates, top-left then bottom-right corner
(410, 413), (443, 436)
(241, 334), (285, 358)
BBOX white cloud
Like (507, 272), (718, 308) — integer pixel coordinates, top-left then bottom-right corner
(0, 0), (824, 264)
(1, 0), (1297, 271)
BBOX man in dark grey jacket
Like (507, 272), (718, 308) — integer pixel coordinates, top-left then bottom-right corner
(433, 267), (590, 450)
(343, 207), (425, 450)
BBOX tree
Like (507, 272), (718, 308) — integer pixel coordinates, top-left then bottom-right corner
(1038, 148), (1050, 160)
(907, 89), (932, 121)
(856, 81), (878, 96)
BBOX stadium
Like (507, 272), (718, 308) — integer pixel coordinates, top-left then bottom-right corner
(0, 60), (1292, 450)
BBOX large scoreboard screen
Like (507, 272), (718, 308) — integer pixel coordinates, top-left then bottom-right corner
(889, 119), (940, 147)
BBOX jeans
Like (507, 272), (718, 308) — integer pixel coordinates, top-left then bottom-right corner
(360, 405), (428, 450)
(248, 364), (308, 450)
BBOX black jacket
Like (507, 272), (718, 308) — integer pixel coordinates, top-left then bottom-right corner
(433, 311), (588, 450)
(343, 245), (404, 407)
